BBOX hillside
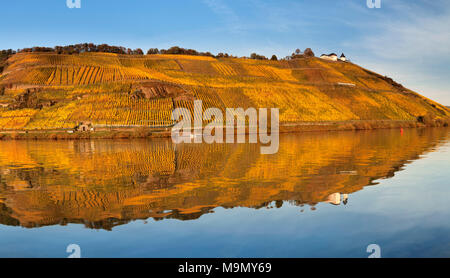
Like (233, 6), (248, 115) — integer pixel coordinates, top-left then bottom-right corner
(0, 51), (449, 131)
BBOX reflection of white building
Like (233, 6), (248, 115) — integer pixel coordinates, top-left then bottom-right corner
(327, 193), (341, 205)
(326, 193), (349, 205)
(320, 53), (338, 61)
(342, 194), (348, 205)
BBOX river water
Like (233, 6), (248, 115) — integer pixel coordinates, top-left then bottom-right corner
(0, 128), (449, 257)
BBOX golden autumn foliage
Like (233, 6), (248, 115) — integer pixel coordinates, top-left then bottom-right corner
(0, 52), (449, 130)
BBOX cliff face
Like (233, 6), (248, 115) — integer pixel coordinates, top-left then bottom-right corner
(0, 52), (448, 130)
(0, 128), (448, 230)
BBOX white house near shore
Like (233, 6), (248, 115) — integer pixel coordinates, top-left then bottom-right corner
(320, 52), (348, 62)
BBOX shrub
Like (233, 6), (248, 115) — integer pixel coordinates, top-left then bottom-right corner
(159, 46), (214, 57)
(250, 53), (267, 60)
(216, 53), (230, 58)
(147, 48), (159, 55)
(304, 48), (315, 57)
(417, 113), (434, 125)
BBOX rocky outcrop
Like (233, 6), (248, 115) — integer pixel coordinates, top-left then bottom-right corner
(11, 88), (56, 109)
(132, 81), (194, 101)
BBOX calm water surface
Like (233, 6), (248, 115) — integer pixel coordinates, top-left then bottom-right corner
(0, 128), (449, 258)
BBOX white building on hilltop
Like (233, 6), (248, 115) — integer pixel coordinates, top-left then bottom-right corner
(339, 53), (347, 61)
(320, 53), (338, 61)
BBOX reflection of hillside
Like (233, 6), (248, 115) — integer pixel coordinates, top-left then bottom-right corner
(0, 128), (448, 230)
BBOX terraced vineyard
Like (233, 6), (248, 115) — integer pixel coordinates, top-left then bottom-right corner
(39, 66), (150, 85)
(212, 62), (237, 76)
(0, 109), (37, 129)
(0, 51), (448, 130)
(23, 94), (175, 130)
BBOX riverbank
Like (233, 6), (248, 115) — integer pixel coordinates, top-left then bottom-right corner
(0, 119), (448, 140)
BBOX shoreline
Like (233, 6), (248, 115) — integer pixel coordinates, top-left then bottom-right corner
(0, 119), (448, 140)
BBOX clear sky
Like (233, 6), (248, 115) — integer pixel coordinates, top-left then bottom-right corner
(1, 0), (449, 104)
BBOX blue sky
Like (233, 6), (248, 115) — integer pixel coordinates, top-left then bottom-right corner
(1, 0), (449, 104)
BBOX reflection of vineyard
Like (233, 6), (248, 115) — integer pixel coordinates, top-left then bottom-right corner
(0, 128), (448, 230)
